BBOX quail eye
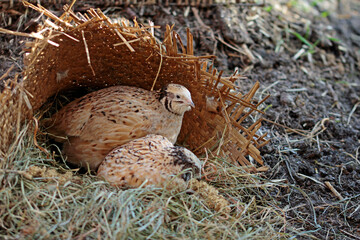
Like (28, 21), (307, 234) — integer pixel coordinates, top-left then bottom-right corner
(176, 95), (180, 99)
(182, 172), (191, 181)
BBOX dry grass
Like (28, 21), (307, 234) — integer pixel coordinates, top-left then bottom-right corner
(0, 121), (290, 239)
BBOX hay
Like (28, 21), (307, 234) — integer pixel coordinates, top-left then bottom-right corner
(0, 1), (268, 170)
(0, 122), (288, 239)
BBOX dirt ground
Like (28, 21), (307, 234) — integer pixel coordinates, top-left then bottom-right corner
(1, 0), (360, 239)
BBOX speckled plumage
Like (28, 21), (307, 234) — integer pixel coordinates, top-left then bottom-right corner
(45, 84), (194, 170)
(97, 134), (202, 188)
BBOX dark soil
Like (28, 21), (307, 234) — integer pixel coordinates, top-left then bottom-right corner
(1, 1), (360, 239)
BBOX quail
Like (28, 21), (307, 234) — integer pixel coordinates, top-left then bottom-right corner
(45, 84), (195, 170)
(97, 134), (202, 188)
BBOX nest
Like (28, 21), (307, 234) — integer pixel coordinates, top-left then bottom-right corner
(0, 2), (269, 170)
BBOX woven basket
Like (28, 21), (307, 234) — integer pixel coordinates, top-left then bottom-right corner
(0, 3), (269, 171)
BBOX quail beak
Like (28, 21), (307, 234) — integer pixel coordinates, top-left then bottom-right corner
(187, 99), (195, 108)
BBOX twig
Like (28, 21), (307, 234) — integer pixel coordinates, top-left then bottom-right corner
(340, 229), (360, 240)
(81, 30), (96, 76)
(324, 181), (344, 200)
(0, 65), (15, 82)
(59, 32), (80, 42)
(259, 80), (280, 99)
(151, 41), (163, 91)
(113, 37), (150, 47)
(216, 36), (247, 56)
(113, 29), (135, 52)
(263, 118), (308, 136)
(193, 135), (215, 153)
(148, 20), (154, 37)
(307, 118), (329, 141)
(344, 146), (360, 165)
(297, 173), (325, 187)
(22, 1), (73, 28)
(0, 27), (44, 39)
(191, 7), (211, 30)
(347, 102), (360, 125)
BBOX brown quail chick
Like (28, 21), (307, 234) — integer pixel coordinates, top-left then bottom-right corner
(97, 134), (202, 189)
(45, 84), (194, 170)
